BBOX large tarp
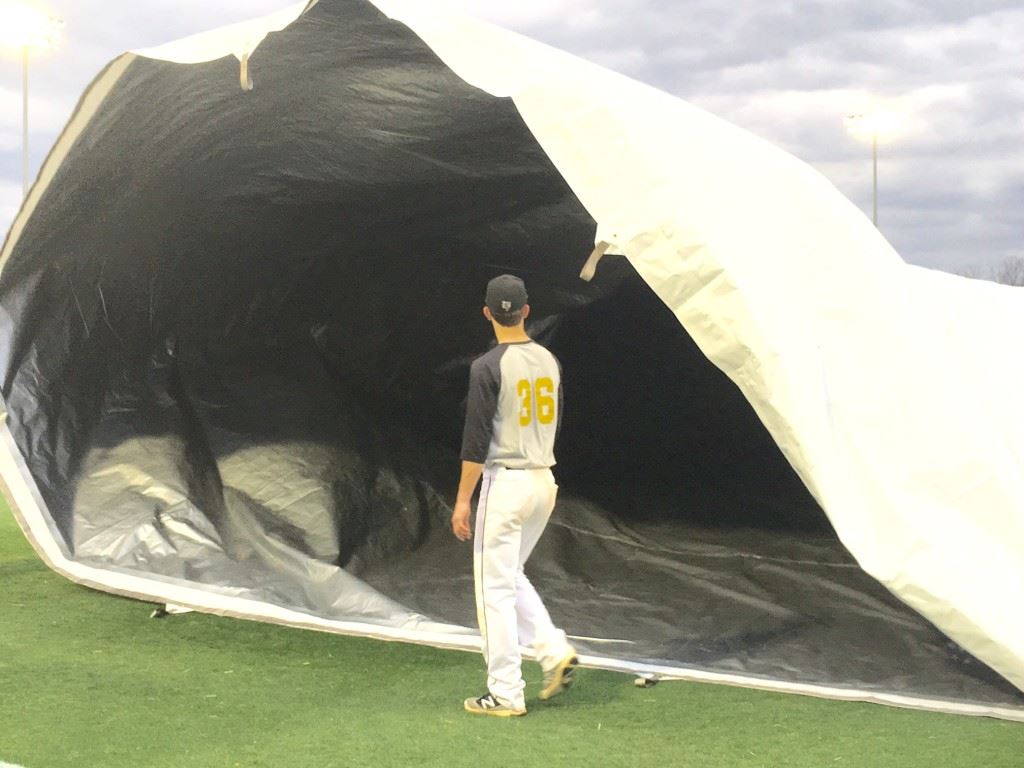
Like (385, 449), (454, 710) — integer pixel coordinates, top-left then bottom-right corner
(1, 0), (1022, 719)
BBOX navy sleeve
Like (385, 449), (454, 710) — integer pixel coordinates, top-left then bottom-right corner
(555, 355), (563, 444)
(460, 355), (500, 463)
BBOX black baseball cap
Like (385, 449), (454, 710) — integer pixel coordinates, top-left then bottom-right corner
(485, 274), (528, 315)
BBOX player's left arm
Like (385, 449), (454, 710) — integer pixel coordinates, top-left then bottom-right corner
(453, 356), (499, 541)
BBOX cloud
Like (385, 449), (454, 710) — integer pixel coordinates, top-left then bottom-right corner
(0, 179), (21, 231)
(522, 1), (1024, 272)
(0, 84), (76, 152)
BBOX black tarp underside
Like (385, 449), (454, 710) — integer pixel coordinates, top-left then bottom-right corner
(1, 0), (1021, 708)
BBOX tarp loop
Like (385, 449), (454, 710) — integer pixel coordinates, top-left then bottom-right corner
(240, 53), (254, 92)
(580, 241), (611, 282)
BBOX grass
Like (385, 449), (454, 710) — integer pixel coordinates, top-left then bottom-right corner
(0, 501), (1022, 768)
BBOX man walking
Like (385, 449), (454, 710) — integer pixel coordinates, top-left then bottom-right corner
(452, 274), (578, 717)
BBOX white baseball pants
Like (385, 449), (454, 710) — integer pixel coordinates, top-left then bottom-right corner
(474, 466), (571, 710)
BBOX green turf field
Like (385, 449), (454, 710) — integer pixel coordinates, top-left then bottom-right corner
(1, 500), (1021, 768)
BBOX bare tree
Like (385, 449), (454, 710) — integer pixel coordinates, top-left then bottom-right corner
(992, 256), (1024, 287)
(959, 256), (1024, 287)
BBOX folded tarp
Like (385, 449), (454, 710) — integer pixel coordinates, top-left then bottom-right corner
(1, 0), (1022, 720)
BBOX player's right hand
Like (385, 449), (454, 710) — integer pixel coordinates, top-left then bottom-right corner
(451, 499), (472, 541)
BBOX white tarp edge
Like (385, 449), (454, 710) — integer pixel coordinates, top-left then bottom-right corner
(132, 1), (314, 64)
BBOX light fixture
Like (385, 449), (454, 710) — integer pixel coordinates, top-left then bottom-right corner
(0, 3), (63, 50)
(843, 109), (905, 229)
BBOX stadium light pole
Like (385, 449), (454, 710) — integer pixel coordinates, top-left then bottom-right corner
(0, 3), (63, 199)
(844, 111), (901, 229)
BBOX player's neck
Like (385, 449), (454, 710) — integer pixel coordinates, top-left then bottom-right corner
(492, 324), (531, 344)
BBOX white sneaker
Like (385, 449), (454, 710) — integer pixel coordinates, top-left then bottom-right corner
(463, 692), (527, 717)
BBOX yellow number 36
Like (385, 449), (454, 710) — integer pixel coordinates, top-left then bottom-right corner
(517, 377), (556, 426)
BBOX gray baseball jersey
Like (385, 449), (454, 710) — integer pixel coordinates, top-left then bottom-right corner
(460, 341), (563, 469)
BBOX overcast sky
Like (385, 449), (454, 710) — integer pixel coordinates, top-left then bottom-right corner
(1, 0), (1021, 273)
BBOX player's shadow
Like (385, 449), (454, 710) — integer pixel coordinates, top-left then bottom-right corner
(523, 667), (631, 711)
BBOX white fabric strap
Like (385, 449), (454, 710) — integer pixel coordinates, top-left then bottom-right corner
(579, 241), (611, 282)
(240, 53), (253, 91)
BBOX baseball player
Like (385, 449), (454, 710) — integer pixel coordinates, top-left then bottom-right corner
(452, 274), (578, 717)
